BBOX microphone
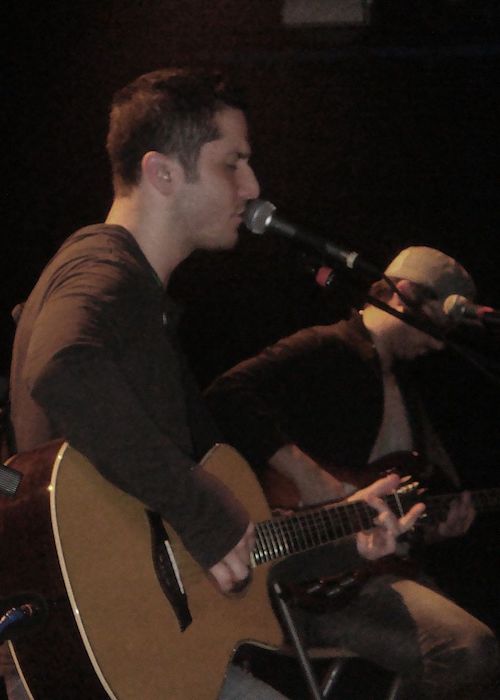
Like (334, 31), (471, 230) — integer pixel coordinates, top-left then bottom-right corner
(244, 199), (381, 277)
(443, 295), (500, 325)
(0, 594), (48, 643)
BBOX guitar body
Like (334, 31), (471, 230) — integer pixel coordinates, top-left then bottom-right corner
(2, 442), (282, 699)
(3, 441), (496, 698)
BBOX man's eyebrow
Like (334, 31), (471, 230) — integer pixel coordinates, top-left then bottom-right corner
(227, 149), (252, 160)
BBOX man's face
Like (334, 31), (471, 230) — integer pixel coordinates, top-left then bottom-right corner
(171, 107), (260, 252)
(392, 294), (448, 360)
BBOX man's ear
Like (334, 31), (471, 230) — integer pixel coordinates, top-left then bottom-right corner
(141, 151), (183, 194)
(392, 279), (415, 311)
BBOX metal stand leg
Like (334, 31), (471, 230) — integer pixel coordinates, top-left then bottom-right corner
(272, 581), (323, 700)
(271, 580), (401, 699)
(320, 658), (348, 698)
(386, 673), (402, 700)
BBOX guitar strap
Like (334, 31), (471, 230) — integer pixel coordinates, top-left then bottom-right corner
(145, 510), (193, 632)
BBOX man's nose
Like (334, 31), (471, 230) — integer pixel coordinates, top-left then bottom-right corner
(239, 164), (260, 201)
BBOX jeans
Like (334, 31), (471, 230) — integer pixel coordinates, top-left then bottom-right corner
(219, 664), (289, 700)
(291, 572), (499, 699)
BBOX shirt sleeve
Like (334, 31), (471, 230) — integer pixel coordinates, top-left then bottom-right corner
(31, 347), (249, 569)
(22, 254), (249, 570)
(205, 328), (325, 470)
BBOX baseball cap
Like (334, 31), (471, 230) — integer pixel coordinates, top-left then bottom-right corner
(384, 246), (476, 301)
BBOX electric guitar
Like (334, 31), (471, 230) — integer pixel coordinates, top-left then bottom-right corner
(1, 442), (496, 699)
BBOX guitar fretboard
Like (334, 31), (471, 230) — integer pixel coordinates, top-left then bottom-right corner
(426, 487), (500, 523)
(252, 490), (409, 566)
(251, 485), (500, 567)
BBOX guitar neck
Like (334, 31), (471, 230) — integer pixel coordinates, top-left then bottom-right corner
(251, 485), (500, 567)
(252, 490), (407, 566)
(425, 487), (500, 523)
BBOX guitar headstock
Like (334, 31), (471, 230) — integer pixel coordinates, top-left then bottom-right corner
(396, 480), (421, 496)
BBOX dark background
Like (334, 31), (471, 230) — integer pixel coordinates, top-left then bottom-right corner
(5, 0), (499, 458)
(4, 0), (500, 657)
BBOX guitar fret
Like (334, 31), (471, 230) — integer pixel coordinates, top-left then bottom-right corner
(270, 519), (288, 559)
(304, 511), (319, 548)
(270, 519), (287, 558)
(252, 528), (263, 564)
(341, 504), (358, 536)
(287, 515), (307, 554)
(262, 520), (280, 560)
(260, 521), (273, 561)
(274, 518), (291, 557)
(293, 514), (309, 552)
(350, 502), (366, 533)
(261, 522), (275, 563)
(338, 502), (360, 535)
(363, 501), (377, 528)
(312, 511), (327, 545)
(316, 510), (330, 543)
(313, 510), (330, 545)
(254, 524), (270, 564)
(325, 505), (348, 540)
(288, 514), (306, 552)
(316, 512), (328, 543)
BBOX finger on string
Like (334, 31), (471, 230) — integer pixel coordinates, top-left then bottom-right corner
(398, 503), (426, 532)
(365, 494), (386, 514)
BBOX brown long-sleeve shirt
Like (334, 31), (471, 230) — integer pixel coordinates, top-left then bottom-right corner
(9, 224), (249, 569)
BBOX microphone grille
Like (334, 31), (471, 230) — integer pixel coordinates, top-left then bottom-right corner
(442, 294), (468, 319)
(244, 199), (276, 234)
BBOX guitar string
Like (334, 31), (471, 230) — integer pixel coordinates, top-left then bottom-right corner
(253, 488), (500, 565)
(255, 499), (378, 563)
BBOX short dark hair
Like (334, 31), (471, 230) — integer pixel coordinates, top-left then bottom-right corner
(106, 68), (246, 194)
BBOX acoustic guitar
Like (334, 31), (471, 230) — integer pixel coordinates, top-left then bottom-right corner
(2, 441), (496, 699)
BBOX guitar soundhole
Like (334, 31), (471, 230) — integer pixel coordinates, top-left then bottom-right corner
(145, 510), (193, 632)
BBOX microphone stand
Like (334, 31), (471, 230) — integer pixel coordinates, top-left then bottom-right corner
(365, 293), (444, 341)
(321, 260), (500, 389)
(368, 288), (500, 388)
